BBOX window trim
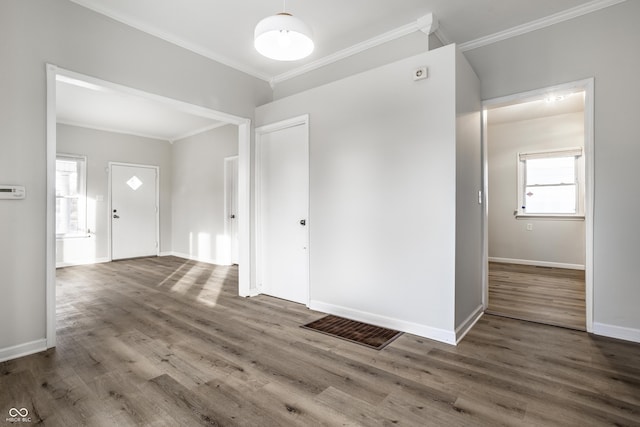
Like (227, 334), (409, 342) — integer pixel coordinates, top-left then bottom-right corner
(56, 153), (88, 239)
(516, 147), (584, 218)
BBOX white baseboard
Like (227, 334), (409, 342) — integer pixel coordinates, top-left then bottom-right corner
(592, 322), (640, 344)
(0, 339), (47, 363)
(56, 257), (110, 268)
(309, 300), (456, 345)
(455, 305), (484, 344)
(168, 251), (231, 266)
(489, 257), (584, 270)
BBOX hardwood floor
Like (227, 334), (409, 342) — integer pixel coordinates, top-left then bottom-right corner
(488, 262), (586, 331)
(1, 256), (639, 426)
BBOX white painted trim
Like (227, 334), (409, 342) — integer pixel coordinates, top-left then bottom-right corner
(237, 121), (251, 297)
(254, 115), (310, 304)
(54, 67), (248, 126)
(67, 0), (271, 82)
(455, 305), (484, 344)
(0, 339), (47, 363)
(57, 119), (171, 143)
(481, 106), (489, 311)
(489, 257), (584, 271)
(309, 300), (457, 345)
(171, 121), (228, 143)
(459, 0), (628, 51)
(46, 65), (57, 349)
(593, 322), (640, 344)
(433, 28), (452, 46)
(56, 257), (110, 268)
(271, 14), (436, 86)
(482, 78), (595, 332)
(255, 114), (311, 134)
(583, 79), (595, 333)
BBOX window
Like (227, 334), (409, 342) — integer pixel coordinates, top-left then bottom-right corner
(56, 154), (87, 237)
(517, 148), (584, 217)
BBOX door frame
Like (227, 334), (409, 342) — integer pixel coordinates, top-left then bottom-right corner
(481, 78), (595, 332)
(254, 114), (310, 305)
(224, 155), (239, 265)
(46, 64), (252, 348)
(108, 162), (160, 261)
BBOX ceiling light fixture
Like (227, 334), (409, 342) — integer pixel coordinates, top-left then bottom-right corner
(254, 1), (314, 61)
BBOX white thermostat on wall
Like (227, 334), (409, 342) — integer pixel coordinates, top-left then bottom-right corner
(0, 185), (26, 199)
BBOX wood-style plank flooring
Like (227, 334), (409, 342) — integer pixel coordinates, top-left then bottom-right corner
(488, 262), (586, 331)
(1, 256), (639, 426)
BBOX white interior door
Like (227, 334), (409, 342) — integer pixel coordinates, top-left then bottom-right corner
(111, 163), (158, 260)
(258, 121), (309, 305)
(225, 156), (239, 265)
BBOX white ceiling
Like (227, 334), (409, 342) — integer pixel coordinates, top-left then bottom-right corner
(59, 0), (620, 139)
(56, 76), (223, 142)
(69, 0), (624, 83)
(488, 91), (585, 125)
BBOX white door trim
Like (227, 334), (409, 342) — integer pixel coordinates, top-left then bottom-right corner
(481, 78), (595, 332)
(108, 162), (160, 260)
(254, 114), (310, 304)
(46, 64), (252, 349)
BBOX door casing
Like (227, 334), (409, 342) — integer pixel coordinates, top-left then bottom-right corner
(481, 78), (595, 332)
(254, 114), (310, 306)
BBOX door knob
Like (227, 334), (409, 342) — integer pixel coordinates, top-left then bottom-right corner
(230, 214), (236, 219)
(113, 214), (120, 219)
(300, 219), (306, 226)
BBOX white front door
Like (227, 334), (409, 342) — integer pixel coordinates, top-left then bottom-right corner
(257, 119), (309, 305)
(225, 156), (239, 265)
(111, 163), (158, 260)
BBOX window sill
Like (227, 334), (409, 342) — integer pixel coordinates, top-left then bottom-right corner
(56, 234), (91, 240)
(515, 215), (585, 221)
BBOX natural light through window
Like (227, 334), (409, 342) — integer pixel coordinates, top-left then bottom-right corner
(518, 148), (584, 217)
(56, 154), (87, 237)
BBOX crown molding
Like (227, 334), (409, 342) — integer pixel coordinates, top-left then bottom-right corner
(270, 14), (437, 86)
(171, 121), (228, 143)
(69, 0), (272, 82)
(459, 0), (628, 52)
(57, 119), (171, 142)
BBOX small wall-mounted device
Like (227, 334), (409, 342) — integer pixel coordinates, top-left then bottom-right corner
(0, 185), (26, 199)
(413, 67), (428, 81)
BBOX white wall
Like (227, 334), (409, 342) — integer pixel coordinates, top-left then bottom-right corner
(488, 112), (585, 267)
(56, 124), (173, 266)
(454, 49), (483, 332)
(257, 45), (467, 343)
(171, 125), (238, 264)
(464, 0), (640, 341)
(0, 0), (270, 356)
(273, 32), (435, 100)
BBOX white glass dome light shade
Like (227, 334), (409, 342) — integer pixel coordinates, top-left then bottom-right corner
(254, 13), (314, 61)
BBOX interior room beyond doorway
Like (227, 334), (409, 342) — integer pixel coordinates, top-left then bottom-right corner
(484, 83), (590, 331)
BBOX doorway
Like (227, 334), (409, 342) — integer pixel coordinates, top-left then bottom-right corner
(255, 115), (310, 305)
(482, 79), (594, 332)
(110, 163), (159, 260)
(46, 65), (252, 348)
